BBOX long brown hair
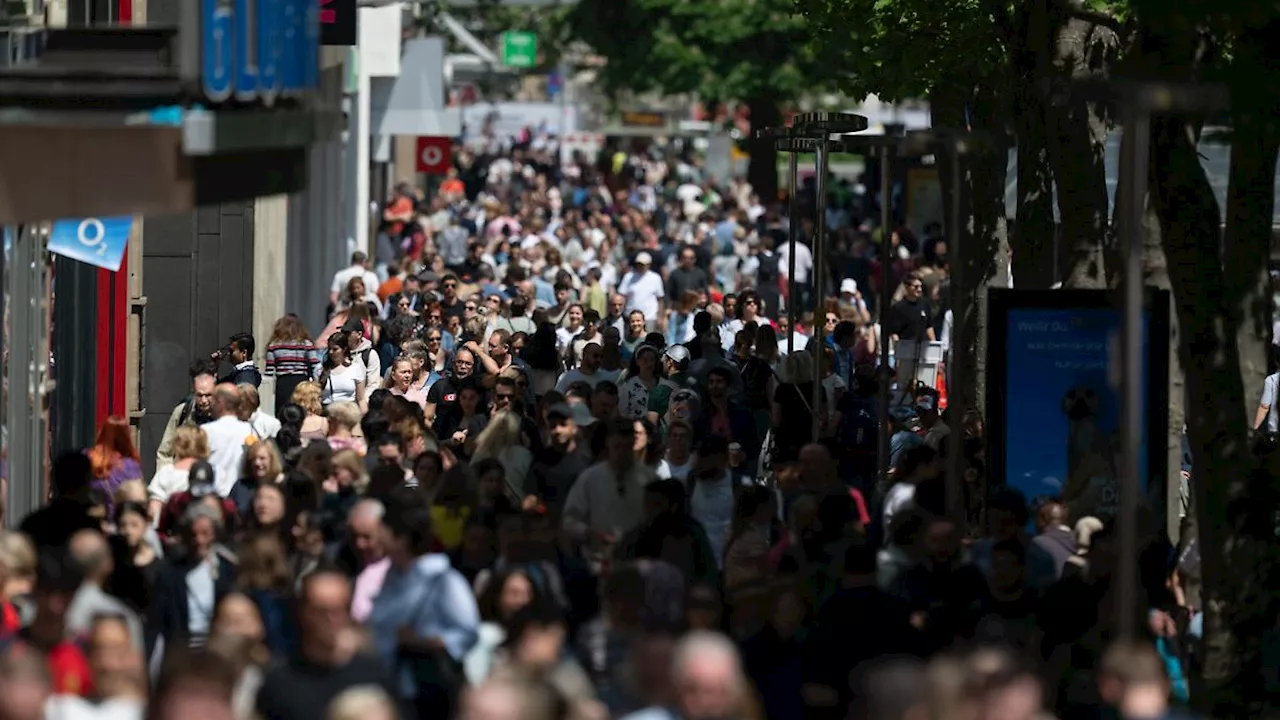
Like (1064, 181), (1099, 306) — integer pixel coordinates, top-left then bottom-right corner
(237, 532), (292, 595)
(268, 314), (312, 345)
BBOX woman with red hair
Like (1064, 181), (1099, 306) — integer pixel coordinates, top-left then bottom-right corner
(86, 416), (143, 518)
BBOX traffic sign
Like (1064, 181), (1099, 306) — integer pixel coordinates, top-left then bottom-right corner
(500, 31), (536, 68)
(416, 136), (452, 175)
(48, 217), (133, 272)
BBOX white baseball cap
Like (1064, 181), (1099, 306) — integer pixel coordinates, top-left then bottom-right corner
(840, 279), (858, 295)
(635, 251), (653, 266)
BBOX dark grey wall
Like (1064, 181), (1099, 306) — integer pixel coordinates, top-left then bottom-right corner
(139, 202), (255, 478)
(287, 63), (349, 338)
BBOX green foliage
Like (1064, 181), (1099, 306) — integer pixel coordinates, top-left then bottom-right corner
(794, 0), (1017, 101)
(434, 1), (577, 71)
(567, 0), (829, 104)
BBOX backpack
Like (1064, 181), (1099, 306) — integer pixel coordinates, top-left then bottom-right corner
(841, 395), (879, 454)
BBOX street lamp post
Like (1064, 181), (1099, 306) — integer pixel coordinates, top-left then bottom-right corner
(786, 113), (869, 440)
(1062, 78), (1227, 640)
(838, 133), (906, 490)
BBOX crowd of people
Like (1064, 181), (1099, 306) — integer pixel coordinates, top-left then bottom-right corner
(0, 133), (1202, 720)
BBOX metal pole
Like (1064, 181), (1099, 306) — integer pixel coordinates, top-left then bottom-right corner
(812, 142), (829, 441)
(877, 145), (894, 486)
(945, 141), (966, 524)
(1117, 106), (1149, 641)
(786, 151), (798, 358)
(6, 225), (40, 526)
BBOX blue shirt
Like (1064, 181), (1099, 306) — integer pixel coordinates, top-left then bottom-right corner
(367, 554), (480, 697)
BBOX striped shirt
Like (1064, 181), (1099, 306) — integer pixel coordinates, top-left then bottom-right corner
(265, 342), (320, 377)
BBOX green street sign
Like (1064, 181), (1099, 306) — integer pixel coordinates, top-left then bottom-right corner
(500, 31), (537, 68)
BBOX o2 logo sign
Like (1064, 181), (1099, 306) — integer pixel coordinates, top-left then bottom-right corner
(201, 0), (320, 104)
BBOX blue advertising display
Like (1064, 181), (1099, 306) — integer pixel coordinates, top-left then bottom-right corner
(257, 0), (283, 104)
(201, 0), (235, 102)
(234, 0), (260, 101)
(987, 290), (1170, 524)
(48, 217), (133, 272)
(201, 0), (315, 103)
(279, 0), (302, 94)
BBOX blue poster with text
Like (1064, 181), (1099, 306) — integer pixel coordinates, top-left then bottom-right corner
(1003, 308), (1149, 521)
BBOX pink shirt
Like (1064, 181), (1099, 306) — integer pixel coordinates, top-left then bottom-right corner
(390, 385), (429, 410)
(352, 557), (391, 623)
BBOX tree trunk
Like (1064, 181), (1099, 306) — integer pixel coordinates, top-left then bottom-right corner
(1140, 188), (1187, 545)
(1224, 23), (1280, 421)
(746, 97), (780, 203)
(960, 87), (1011, 418)
(1045, 12), (1117, 289)
(1011, 1), (1058, 290)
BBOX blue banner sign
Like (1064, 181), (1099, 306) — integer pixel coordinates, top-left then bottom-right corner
(202, 0), (316, 103)
(48, 217), (133, 272)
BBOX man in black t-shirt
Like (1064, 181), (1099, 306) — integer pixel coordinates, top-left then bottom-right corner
(886, 273), (935, 401)
(425, 349), (480, 433)
(256, 570), (401, 720)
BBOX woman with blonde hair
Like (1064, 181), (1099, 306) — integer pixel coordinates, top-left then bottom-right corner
(228, 441), (285, 517)
(326, 401), (367, 455)
(290, 381), (329, 444)
(383, 357), (428, 410)
(331, 449), (368, 495)
(147, 425), (210, 521)
(327, 686), (398, 720)
(0, 531), (34, 630)
(471, 410), (532, 502)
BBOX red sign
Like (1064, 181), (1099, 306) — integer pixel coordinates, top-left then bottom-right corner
(416, 136), (452, 175)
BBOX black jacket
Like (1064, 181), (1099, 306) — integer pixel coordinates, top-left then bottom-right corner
(154, 553), (237, 647)
(220, 364), (263, 388)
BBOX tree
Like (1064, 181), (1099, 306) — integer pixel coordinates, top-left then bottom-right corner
(567, 0), (832, 199)
(796, 0), (1016, 413)
(1124, 1), (1280, 711)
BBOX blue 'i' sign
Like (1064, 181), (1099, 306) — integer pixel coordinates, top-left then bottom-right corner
(234, 0), (259, 100)
(279, 0), (302, 94)
(201, 0), (235, 101)
(257, 0), (283, 104)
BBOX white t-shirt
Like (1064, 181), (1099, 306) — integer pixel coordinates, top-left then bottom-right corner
(45, 696), (145, 720)
(555, 367), (621, 394)
(319, 360), (367, 406)
(148, 464), (192, 504)
(777, 241), (813, 284)
(330, 265), (380, 296)
(618, 270), (665, 318)
(203, 415), (256, 496)
(882, 482), (916, 532)
(1261, 372), (1280, 433)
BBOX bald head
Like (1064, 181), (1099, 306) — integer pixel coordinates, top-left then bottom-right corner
(69, 529), (112, 584)
(213, 383), (241, 417)
(799, 443), (834, 490)
(348, 499), (385, 566)
(672, 632), (746, 720)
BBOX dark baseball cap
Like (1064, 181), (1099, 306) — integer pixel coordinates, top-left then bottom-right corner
(188, 461), (217, 498)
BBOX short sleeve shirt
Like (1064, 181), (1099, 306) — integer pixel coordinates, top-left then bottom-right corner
(1262, 373), (1279, 432)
